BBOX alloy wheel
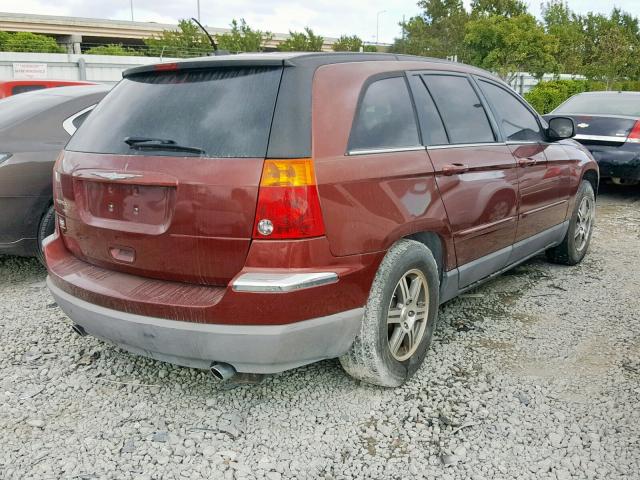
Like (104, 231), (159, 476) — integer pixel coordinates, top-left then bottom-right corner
(575, 196), (594, 252)
(387, 269), (429, 361)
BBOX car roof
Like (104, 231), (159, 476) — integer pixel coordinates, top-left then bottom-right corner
(0, 79), (97, 86)
(18, 84), (111, 98)
(124, 51), (476, 77)
(574, 91), (640, 96)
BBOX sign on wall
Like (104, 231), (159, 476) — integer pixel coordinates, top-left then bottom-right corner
(12, 63), (48, 79)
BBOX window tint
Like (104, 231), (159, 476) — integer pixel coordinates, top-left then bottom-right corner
(11, 85), (46, 95)
(67, 67), (283, 158)
(479, 80), (542, 142)
(409, 75), (448, 145)
(349, 76), (420, 151)
(422, 75), (495, 144)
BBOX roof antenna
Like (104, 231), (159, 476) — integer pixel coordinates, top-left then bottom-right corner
(191, 17), (228, 56)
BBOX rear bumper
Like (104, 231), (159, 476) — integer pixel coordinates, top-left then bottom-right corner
(581, 143), (640, 180)
(49, 277), (363, 373)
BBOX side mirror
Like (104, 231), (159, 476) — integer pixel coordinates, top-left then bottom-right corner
(547, 117), (575, 141)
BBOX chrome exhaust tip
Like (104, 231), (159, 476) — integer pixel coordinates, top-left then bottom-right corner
(209, 362), (236, 381)
(71, 324), (87, 337)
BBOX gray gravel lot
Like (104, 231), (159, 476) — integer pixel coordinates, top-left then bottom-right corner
(1, 185), (639, 480)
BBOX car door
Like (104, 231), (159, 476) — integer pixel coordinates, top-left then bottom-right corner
(476, 78), (571, 258)
(409, 72), (519, 288)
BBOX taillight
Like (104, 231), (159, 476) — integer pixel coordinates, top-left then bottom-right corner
(627, 120), (640, 143)
(253, 158), (325, 239)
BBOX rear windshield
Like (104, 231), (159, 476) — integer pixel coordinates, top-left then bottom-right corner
(554, 93), (640, 117)
(67, 67), (283, 157)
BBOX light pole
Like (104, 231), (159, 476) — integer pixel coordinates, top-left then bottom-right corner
(197, 0), (201, 22)
(130, 0), (134, 21)
(376, 10), (386, 44)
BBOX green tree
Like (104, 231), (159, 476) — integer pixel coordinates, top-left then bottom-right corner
(216, 19), (272, 53)
(332, 35), (376, 52)
(581, 11), (640, 88)
(392, 0), (469, 59)
(524, 79), (589, 113)
(464, 14), (558, 82)
(0, 31), (10, 50)
(470, 0), (527, 17)
(85, 44), (138, 56)
(2, 32), (64, 53)
(542, 1), (585, 75)
(332, 35), (362, 52)
(144, 19), (211, 58)
(278, 28), (324, 52)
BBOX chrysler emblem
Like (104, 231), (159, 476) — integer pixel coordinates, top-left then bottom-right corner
(92, 172), (143, 181)
(577, 123), (589, 128)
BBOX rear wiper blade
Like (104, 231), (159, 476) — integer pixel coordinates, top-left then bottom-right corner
(124, 136), (176, 146)
(124, 136), (205, 155)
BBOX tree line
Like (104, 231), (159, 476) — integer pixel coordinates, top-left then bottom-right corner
(394, 0), (640, 89)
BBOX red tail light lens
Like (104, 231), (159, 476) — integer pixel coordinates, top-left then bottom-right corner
(627, 121), (640, 143)
(253, 159), (325, 239)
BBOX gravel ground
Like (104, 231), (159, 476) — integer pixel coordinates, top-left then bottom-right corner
(1, 185), (639, 480)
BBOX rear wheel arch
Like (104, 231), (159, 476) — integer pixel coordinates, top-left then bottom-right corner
(35, 201), (55, 265)
(404, 231), (445, 280)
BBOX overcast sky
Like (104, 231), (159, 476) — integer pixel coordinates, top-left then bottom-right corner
(0, 0), (638, 44)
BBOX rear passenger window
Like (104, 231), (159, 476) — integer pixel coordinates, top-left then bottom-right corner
(408, 74), (448, 145)
(478, 80), (542, 142)
(349, 76), (420, 151)
(422, 75), (495, 144)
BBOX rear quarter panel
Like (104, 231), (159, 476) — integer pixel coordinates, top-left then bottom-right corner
(311, 61), (456, 270)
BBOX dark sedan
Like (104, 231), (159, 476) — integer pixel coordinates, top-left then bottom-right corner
(0, 85), (110, 263)
(545, 91), (640, 185)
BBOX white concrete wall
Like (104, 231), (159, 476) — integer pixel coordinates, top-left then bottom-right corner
(0, 52), (179, 85)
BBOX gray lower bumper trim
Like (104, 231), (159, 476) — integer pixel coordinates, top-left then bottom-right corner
(48, 278), (363, 374)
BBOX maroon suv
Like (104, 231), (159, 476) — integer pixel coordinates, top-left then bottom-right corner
(45, 53), (598, 387)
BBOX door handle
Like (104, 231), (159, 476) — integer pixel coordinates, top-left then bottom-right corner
(518, 157), (537, 167)
(442, 163), (469, 176)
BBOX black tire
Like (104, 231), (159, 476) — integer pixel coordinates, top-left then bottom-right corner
(340, 239), (440, 387)
(35, 205), (55, 266)
(546, 180), (595, 265)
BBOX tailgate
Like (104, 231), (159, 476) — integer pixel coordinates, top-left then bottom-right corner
(56, 65), (283, 286)
(55, 151), (263, 286)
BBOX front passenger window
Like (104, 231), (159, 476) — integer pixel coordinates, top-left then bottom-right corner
(479, 80), (543, 142)
(349, 76), (420, 152)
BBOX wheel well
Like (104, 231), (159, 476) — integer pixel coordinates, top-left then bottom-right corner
(404, 231), (445, 280)
(583, 169), (599, 196)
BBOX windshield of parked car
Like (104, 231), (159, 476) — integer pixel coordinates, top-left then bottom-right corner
(67, 66), (283, 158)
(554, 93), (640, 117)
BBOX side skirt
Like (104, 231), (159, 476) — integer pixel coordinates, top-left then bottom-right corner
(439, 220), (570, 304)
